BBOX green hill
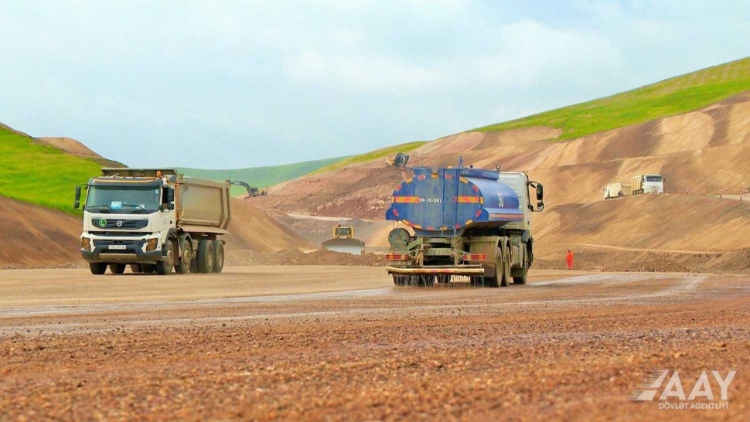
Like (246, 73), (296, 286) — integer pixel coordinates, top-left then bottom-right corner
(180, 156), (346, 196)
(0, 124), (102, 213)
(476, 57), (750, 140)
(309, 141), (428, 176)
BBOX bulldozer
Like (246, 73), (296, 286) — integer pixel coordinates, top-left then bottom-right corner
(322, 225), (365, 255)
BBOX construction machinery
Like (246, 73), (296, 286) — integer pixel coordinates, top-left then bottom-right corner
(631, 174), (664, 195)
(384, 154), (544, 287)
(75, 168), (231, 275)
(322, 225), (366, 255)
(229, 180), (267, 197)
(602, 183), (624, 200)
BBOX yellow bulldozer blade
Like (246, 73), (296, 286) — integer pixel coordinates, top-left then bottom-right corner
(322, 238), (365, 255)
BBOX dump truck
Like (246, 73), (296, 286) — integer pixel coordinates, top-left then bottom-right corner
(74, 169), (231, 275)
(603, 183), (624, 200)
(322, 225), (366, 255)
(384, 155), (544, 287)
(631, 174), (664, 195)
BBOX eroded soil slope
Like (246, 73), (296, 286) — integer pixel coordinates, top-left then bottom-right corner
(0, 198), (308, 268)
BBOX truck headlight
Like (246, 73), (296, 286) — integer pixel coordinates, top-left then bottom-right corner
(81, 237), (91, 251)
(146, 238), (158, 251)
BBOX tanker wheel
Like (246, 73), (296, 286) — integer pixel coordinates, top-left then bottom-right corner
(500, 244), (511, 287)
(175, 238), (192, 274)
(513, 268), (528, 285)
(141, 264), (157, 274)
(197, 239), (215, 273)
(129, 264), (142, 274)
(155, 240), (175, 275)
(89, 262), (107, 275)
(212, 240), (225, 273)
(109, 263), (126, 274)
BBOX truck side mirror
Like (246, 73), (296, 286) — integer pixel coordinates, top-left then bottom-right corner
(74, 186), (82, 209)
(536, 183), (544, 201)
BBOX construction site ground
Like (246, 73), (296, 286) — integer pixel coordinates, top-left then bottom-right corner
(1, 267), (748, 421)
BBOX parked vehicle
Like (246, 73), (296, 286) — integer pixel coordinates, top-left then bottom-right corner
(632, 174), (664, 195)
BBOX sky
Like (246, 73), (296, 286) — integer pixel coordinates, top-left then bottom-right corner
(1, 0), (749, 169)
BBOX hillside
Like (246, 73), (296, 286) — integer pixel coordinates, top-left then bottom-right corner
(476, 56), (750, 140)
(180, 156), (346, 197)
(249, 58), (750, 260)
(0, 123), (103, 213)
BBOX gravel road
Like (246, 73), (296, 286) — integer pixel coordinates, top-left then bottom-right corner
(0, 267), (747, 421)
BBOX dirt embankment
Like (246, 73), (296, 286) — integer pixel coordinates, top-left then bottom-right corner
(0, 197), (309, 269)
(35, 137), (125, 167)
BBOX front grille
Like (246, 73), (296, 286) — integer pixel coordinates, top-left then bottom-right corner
(90, 218), (148, 230)
(93, 239), (139, 248)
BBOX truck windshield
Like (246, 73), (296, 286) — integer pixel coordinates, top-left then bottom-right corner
(85, 185), (161, 214)
(646, 176), (663, 182)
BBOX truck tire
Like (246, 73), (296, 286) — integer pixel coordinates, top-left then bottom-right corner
(130, 264), (142, 274)
(417, 275), (435, 287)
(89, 262), (107, 275)
(175, 238), (192, 274)
(513, 269), (528, 285)
(500, 243), (511, 287)
(109, 263), (126, 274)
(197, 239), (215, 273)
(141, 264), (156, 274)
(212, 240), (224, 273)
(155, 240), (175, 275)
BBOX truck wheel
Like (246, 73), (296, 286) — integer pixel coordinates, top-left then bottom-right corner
(175, 238), (192, 274)
(212, 240), (224, 273)
(89, 262), (107, 275)
(141, 264), (156, 274)
(513, 269), (528, 285)
(130, 264), (142, 274)
(197, 239), (215, 273)
(109, 263), (126, 274)
(500, 244), (511, 287)
(155, 240), (175, 275)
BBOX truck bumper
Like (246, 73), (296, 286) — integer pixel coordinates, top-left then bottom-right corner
(386, 265), (485, 276)
(81, 241), (164, 264)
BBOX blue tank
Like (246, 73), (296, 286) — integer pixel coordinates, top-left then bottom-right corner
(385, 167), (523, 237)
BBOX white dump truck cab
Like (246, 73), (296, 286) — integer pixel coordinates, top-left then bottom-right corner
(75, 169), (230, 276)
(632, 174), (664, 195)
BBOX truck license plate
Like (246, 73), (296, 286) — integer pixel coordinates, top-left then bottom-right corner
(108, 245), (127, 250)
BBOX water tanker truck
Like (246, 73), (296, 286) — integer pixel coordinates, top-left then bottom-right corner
(74, 168), (231, 275)
(384, 155), (544, 287)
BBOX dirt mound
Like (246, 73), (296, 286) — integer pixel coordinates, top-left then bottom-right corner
(225, 248), (385, 266)
(0, 197), (308, 269)
(224, 199), (312, 254)
(35, 137), (124, 167)
(0, 197), (84, 269)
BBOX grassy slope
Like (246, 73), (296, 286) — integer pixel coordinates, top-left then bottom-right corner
(476, 57), (750, 139)
(0, 126), (102, 213)
(309, 141), (428, 175)
(180, 156), (346, 196)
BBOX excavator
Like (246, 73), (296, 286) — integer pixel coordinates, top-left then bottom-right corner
(229, 180), (267, 197)
(322, 225), (366, 255)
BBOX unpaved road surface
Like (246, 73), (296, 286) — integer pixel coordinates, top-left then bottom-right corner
(0, 267), (748, 421)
